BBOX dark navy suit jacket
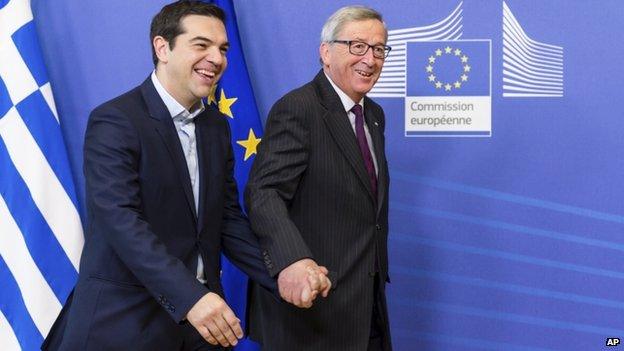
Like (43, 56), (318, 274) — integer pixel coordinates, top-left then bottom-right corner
(42, 77), (276, 350)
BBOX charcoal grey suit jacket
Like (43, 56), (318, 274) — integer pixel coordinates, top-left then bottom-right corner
(245, 70), (391, 351)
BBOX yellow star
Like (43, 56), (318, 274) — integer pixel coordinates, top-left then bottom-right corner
(454, 81), (461, 88)
(218, 89), (238, 118)
(445, 46), (452, 54)
(435, 48), (442, 56)
(207, 84), (218, 105)
(454, 48), (461, 56)
(236, 129), (261, 161)
(428, 56), (436, 64)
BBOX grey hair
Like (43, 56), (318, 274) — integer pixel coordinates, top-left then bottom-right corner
(320, 6), (388, 44)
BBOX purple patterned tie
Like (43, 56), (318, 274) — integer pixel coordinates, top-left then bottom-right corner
(351, 104), (377, 198)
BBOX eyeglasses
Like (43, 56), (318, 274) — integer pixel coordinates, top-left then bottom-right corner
(331, 40), (392, 59)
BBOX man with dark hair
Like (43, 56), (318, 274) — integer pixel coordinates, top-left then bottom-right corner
(42, 1), (327, 350)
(245, 5), (392, 351)
(149, 1), (228, 67)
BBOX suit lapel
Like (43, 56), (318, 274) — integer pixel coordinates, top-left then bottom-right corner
(315, 71), (376, 204)
(364, 99), (387, 216)
(140, 78), (197, 220)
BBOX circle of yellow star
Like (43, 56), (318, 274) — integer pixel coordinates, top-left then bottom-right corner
(424, 45), (470, 92)
(236, 129), (261, 161)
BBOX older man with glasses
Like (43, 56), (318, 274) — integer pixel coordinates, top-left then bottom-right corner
(245, 5), (393, 351)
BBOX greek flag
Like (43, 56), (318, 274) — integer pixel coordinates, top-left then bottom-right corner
(0, 0), (84, 350)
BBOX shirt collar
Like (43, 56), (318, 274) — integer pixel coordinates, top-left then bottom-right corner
(324, 72), (365, 114)
(151, 71), (205, 121)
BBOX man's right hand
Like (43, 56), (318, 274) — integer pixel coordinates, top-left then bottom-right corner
(278, 258), (332, 308)
(186, 292), (243, 347)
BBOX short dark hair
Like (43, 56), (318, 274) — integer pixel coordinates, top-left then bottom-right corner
(150, 1), (226, 66)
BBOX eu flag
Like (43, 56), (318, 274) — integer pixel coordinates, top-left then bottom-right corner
(406, 40), (491, 97)
(204, 1), (262, 350)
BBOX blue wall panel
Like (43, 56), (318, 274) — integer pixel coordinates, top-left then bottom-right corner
(32, 1), (624, 349)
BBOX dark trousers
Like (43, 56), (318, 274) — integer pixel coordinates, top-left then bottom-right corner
(367, 275), (385, 351)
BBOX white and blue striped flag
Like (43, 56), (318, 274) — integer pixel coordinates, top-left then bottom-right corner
(0, 0), (84, 350)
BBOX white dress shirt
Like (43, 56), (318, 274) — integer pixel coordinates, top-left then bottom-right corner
(325, 73), (379, 175)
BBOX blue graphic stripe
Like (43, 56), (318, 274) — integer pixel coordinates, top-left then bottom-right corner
(393, 266), (624, 310)
(0, 138), (78, 302)
(391, 170), (624, 224)
(0, 256), (44, 351)
(0, 76), (12, 117)
(391, 201), (624, 252)
(393, 232), (624, 280)
(15, 90), (80, 209)
(394, 329), (557, 351)
(396, 298), (624, 336)
(11, 21), (49, 86)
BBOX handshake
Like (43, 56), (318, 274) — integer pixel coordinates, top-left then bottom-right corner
(277, 258), (332, 308)
(186, 258), (331, 347)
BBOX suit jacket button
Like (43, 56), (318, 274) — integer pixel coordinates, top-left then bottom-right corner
(376, 224), (382, 230)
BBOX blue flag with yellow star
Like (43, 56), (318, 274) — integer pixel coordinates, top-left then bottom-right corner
(204, 0), (262, 350)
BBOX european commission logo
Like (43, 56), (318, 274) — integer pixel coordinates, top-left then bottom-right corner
(369, 1), (564, 138)
(404, 40), (491, 137)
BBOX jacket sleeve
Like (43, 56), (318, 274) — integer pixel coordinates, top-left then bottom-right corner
(244, 96), (314, 277)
